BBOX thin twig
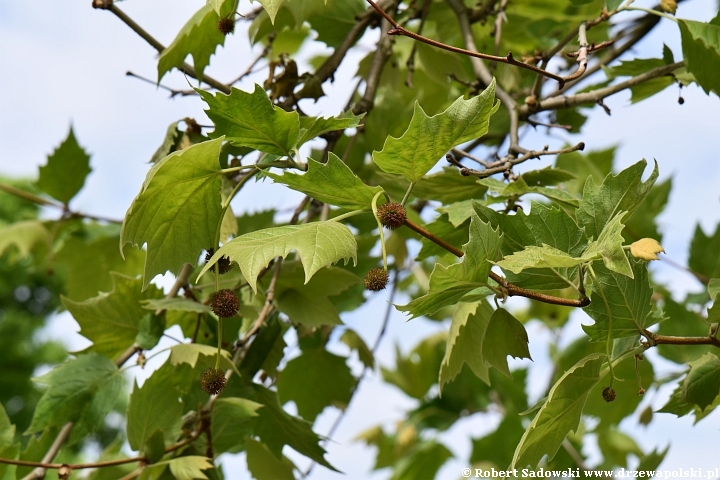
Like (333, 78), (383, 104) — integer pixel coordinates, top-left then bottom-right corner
(457, 142), (585, 178)
(402, 218), (589, 307)
(366, 0), (566, 86)
(405, 0), (432, 88)
(451, 148), (492, 167)
(126, 71), (197, 97)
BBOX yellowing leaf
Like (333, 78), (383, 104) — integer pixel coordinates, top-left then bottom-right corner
(198, 221), (357, 293)
(630, 237), (665, 261)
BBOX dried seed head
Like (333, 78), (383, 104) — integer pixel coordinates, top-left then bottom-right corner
(201, 368), (227, 395)
(364, 267), (389, 291)
(602, 386), (616, 403)
(377, 202), (406, 230)
(205, 248), (233, 274)
(217, 17), (235, 35)
(210, 289), (240, 318)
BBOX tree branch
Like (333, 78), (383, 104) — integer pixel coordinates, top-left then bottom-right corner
(401, 218), (589, 307)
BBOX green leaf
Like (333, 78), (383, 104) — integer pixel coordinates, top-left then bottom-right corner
(169, 343), (235, 370)
(256, 0), (288, 23)
(373, 81), (498, 183)
(708, 278), (720, 299)
(398, 213), (501, 318)
(604, 58), (666, 79)
(211, 398), (263, 454)
(519, 167), (576, 187)
(163, 456), (213, 480)
(382, 334), (446, 399)
(637, 447), (669, 472)
(246, 438), (296, 480)
(583, 211), (633, 278)
(27, 353), (123, 444)
(511, 353), (605, 469)
(0, 404), (19, 480)
(0, 220), (51, 261)
(297, 110), (364, 146)
(682, 353), (720, 410)
(496, 244), (590, 274)
(657, 298), (716, 364)
(277, 347), (356, 421)
(62, 273), (163, 359)
(157, 0), (235, 82)
(199, 221), (357, 293)
(439, 301), (493, 390)
(340, 329), (374, 369)
(583, 258), (652, 342)
(121, 138), (223, 290)
(624, 178), (671, 242)
(136, 313), (165, 351)
(689, 222), (720, 279)
(55, 226), (145, 301)
(126, 361), (183, 452)
(199, 85), (299, 156)
(390, 441), (453, 480)
(272, 262), (361, 327)
(141, 297), (212, 313)
(436, 200), (476, 227)
(597, 427), (643, 468)
(413, 168), (488, 203)
(679, 18), (720, 96)
(577, 159), (658, 240)
(37, 127), (91, 204)
(629, 76), (674, 103)
(482, 308), (532, 378)
(266, 153), (382, 209)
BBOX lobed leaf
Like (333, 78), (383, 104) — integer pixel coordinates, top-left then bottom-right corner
(679, 17), (720, 96)
(266, 153), (382, 209)
(482, 308), (532, 378)
(682, 353), (720, 410)
(373, 81), (498, 183)
(198, 221), (357, 293)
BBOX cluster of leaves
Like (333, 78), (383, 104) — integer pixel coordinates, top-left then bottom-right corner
(2, 0), (720, 478)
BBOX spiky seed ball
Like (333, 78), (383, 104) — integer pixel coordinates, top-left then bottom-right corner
(365, 267), (389, 291)
(217, 17), (235, 35)
(602, 386), (616, 403)
(201, 368), (227, 395)
(210, 289), (239, 318)
(205, 248), (233, 274)
(377, 202), (407, 230)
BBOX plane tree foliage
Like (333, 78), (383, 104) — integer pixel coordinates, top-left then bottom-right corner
(1, 0), (720, 478)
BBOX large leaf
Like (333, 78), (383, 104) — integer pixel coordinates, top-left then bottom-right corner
(679, 17), (720, 96)
(511, 353), (605, 468)
(482, 308), (532, 378)
(577, 159), (658, 240)
(682, 353), (720, 410)
(439, 301), (493, 390)
(266, 153), (382, 209)
(37, 127), (91, 204)
(688, 222), (720, 279)
(199, 85), (300, 156)
(0, 405), (19, 479)
(297, 110), (364, 146)
(121, 138), (224, 290)
(27, 353), (123, 445)
(62, 274), (163, 359)
(211, 398), (263, 454)
(277, 347), (356, 421)
(373, 81), (498, 183)
(199, 221), (357, 293)
(246, 438), (296, 480)
(583, 258), (652, 342)
(157, 0), (236, 82)
(126, 361), (183, 452)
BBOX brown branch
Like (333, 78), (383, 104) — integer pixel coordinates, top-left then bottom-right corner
(456, 142), (585, 178)
(451, 148), (492, 167)
(93, 2), (232, 94)
(520, 62), (684, 117)
(366, 0), (566, 86)
(644, 331), (720, 348)
(402, 218), (589, 307)
(353, 14), (396, 115)
(126, 71), (197, 97)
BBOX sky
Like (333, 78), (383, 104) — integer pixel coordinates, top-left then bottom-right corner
(1, 0), (720, 479)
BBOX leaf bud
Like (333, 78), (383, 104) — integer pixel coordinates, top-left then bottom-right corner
(365, 267), (389, 291)
(210, 289), (240, 318)
(377, 202), (407, 230)
(201, 368), (227, 395)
